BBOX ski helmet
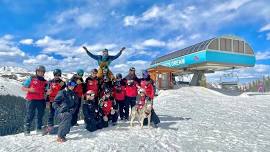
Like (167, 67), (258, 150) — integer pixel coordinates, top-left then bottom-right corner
(36, 65), (46, 72)
(77, 69), (84, 77)
(53, 69), (62, 76)
(116, 73), (122, 79)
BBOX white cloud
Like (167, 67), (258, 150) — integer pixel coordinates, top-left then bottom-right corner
(134, 36), (187, 50)
(211, 0), (251, 14)
(23, 54), (58, 65)
(84, 43), (118, 52)
(0, 35), (27, 64)
(76, 13), (101, 28)
(19, 39), (33, 45)
(256, 51), (270, 60)
(166, 36), (186, 50)
(35, 36), (79, 57)
(142, 39), (166, 47)
(142, 5), (161, 20)
(259, 23), (270, 32)
(124, 16), (139, 26)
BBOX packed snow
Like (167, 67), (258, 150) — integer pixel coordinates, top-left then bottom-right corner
(0, 86), (269, 152)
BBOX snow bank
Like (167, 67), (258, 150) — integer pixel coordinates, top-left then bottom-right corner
(0, 87), (269, 151)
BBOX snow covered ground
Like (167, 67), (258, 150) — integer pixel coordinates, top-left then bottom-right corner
(0, 87), (269, 152)
(0, 77), (25, 97)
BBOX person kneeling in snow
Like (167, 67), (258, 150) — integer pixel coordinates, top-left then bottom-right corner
(52, 80), (80, 143)
(99, 88), (118, 127)
(83, 90), (104, 132)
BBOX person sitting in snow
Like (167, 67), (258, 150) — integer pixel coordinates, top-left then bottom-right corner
(52, 80), (80, 143)
(99, 88), (118, 127)
(83, 90), (104, 132)
(82, 46), (125, 80)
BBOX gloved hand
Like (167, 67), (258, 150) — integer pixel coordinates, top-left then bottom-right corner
(111, 109), (115, 115)
(103, 116), (108, 121)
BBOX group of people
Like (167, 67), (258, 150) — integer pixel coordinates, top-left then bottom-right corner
(21, 47), (160, 143)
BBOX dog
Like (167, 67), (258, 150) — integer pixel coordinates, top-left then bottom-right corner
(130, 96), (152, 128)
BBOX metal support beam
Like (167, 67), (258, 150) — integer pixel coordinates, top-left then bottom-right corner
(190, 71), (205, 86)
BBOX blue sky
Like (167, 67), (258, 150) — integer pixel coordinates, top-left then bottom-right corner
(0, 0), (270, 81)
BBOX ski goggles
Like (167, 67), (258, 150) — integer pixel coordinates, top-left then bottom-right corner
(67, 81), (77, 87)
(78, 73), (84, 77)
(86, 93), (95, 97)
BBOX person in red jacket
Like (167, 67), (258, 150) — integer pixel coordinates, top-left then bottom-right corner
(46, 69), (66, 128)
(70, 69), (85, 126)
(22, 65), (47, 135)
(140, 77), (154, 100)
(99, 88), (118, 127)
(140, 70), (160, 128)
(124, 68), (140, 120)
(112, 73), (126, 120)
(85, 74), (99, 105)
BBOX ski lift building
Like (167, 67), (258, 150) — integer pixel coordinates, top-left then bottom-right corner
(149, 35), (256, 89)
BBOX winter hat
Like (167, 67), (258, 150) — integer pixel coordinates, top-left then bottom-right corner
(67, 80), (77, 87)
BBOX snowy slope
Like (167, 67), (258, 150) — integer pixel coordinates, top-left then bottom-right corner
(0, 66), (90, 97)
(0, 77), (25, 97)
(0, 87), (269, 152)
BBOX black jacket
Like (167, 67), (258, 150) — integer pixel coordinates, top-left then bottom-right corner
(53, 89), (79, 114)
(82, 100), (103, 120)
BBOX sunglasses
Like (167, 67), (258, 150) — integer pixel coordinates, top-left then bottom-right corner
(55, 74), (61, 77)
(86, 93), (95, 97)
